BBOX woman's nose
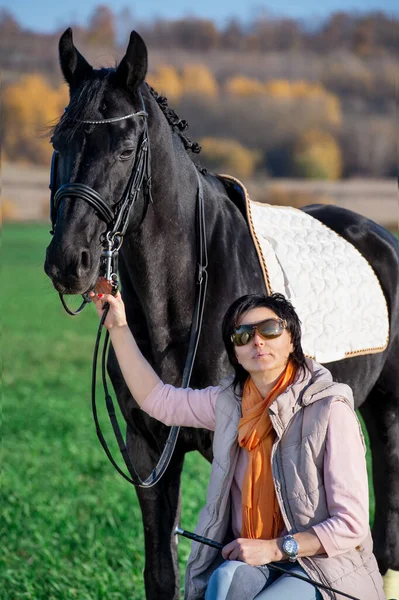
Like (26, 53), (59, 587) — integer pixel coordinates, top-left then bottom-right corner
(253, 331), (264, 346)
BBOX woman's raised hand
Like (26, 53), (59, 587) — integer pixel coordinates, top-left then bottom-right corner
(89, 278), (128, 330)
(89, 279), (161, 406)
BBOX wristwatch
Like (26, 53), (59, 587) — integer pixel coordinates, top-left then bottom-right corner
(282, 534), (299, 562)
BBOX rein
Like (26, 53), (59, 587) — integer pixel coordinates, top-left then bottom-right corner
(175, 528), (362, 600)
(49, 93), (208, 487)
(93, 170), (207, 487)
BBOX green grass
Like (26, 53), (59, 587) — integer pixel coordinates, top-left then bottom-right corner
(2, 223), (374, 599)
(2, 223), (210, 599)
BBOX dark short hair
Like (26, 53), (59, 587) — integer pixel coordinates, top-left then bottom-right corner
(222, 293), (307, 392)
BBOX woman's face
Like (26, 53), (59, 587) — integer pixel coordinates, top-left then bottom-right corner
(234, 307), (294, 378)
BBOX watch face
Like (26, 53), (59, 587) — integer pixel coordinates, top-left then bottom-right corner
(283, 537), (298, 556)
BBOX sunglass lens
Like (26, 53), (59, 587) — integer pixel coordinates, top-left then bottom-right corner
(232, 319), (285, 346)
(259, 321), (282, 338)
(239, 331), (251, 345)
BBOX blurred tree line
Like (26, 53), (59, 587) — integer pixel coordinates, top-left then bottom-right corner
(1, 6), (397, 179)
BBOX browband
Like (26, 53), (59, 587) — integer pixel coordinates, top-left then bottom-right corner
(79, 110), (147, 125)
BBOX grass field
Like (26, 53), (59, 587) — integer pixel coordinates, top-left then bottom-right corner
(2, 223), (374, 599)
(2, 223), (211, 599)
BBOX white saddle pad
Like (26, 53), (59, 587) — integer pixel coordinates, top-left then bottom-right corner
(222, 175), (389, 362)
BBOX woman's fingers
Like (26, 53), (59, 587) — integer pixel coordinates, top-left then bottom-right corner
(89, 289), (126, 329)
(92, 292), (119, 307)
(89, 291), (111, 315)
(94, 277), (114, 295)
(222, 541), (239, 561)
(90, 290), (119, 302)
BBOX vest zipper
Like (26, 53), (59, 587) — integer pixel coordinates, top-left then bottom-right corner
(189, 432), (240, 564)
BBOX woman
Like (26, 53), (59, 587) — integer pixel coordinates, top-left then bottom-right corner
(90, 287), (385, 600)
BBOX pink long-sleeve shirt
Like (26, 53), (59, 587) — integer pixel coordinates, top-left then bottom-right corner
(142, 382), (369, 557)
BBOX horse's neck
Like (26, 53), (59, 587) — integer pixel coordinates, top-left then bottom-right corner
(122, 116), (203, 329)
(121, 101), (254, 377)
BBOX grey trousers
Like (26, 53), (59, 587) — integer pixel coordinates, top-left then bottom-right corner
(204, 560), (323, 600)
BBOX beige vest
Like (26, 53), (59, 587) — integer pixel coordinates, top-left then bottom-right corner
(184, 359), (385, 600)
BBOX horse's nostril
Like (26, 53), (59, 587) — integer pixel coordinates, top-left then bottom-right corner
(80, 250), (91, 271)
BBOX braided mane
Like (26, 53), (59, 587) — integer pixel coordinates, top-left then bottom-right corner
(147, 85), (202, 155)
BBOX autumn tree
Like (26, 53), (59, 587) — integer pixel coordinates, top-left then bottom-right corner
(0, 9), (20, 35)
(166, 18), (219, 51)
(221, 19), (245, 51)
(224, 76), (265, 97)
(146, 65), (183, 101)
(264, 80), (342, 126)
(200, 137), (261, 178)
(2, 74), (68, 164)
(225, 77), (342, 127)
(314, 12), (353, 52)
(291, 129), (342, 179)
(181, 65), (219, 98)
(86, 5), (116, 47)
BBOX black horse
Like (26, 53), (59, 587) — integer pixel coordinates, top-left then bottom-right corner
(45, 29), (399, 599)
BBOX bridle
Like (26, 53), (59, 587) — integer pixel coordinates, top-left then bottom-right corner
(49, 93), (152, 312)
(49, 91), (208, 488)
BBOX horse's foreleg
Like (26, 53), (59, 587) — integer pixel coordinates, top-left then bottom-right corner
(133, 444), (185, 600)
(360, 374), (399, 598)
(108, 358), (185, 599)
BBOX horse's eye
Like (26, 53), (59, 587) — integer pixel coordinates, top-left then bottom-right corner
(120, 149), (135, 160)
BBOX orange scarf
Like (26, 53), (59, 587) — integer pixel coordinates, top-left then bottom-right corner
(238, 362), (296, 540)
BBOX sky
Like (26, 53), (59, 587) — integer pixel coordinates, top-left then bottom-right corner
(1, 0), (398, 35)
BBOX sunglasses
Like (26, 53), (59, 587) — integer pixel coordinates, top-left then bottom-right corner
(231, 318), (288, 346)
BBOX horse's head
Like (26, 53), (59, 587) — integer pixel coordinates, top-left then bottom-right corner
(45, 28), (150, 295)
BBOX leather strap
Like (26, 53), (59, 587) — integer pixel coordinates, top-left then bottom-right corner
(92, 173), (208, 487)
(53, 183), (114, 225)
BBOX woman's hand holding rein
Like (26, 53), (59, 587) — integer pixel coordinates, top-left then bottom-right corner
(89, 279), (127, 330)
(89, 283), (161, 406)
(90, 291), (128, 329)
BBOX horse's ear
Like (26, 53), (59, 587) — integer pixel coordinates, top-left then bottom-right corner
(115, 31), (148, 95)
(59, 28), (93, 90)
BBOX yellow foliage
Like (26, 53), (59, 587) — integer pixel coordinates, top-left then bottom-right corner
(289, 81), (309, 97)
(264, 79), (293, 98)
(3, 74), (68, 164)
(322, 94), (341, 126)
(265, 79), (342, 126)
(148, 64), (218, 99)
(1, 198), (19, 223)
(224, 76), (342, 125)
(146, 65), (183, 101)
(181, 65), (219, 98)
(291, 81), (324, 97)
(292, 129), (342, 180)
(200, 137), (261, 178)
(224, 76), (265, 97)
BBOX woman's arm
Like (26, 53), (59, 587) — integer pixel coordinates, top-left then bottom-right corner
(311, 400), (369, 556)
(90, 290), (161, 406)
(90, 288), (219, 429)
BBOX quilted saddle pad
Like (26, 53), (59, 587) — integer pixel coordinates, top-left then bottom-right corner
(222, 175), (389, 363)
